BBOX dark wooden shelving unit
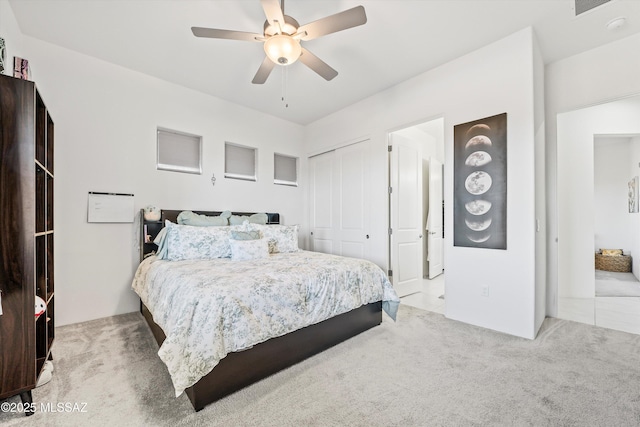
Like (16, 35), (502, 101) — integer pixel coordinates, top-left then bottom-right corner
(140, 213), (163, 261)
(0, 74), (55, 416)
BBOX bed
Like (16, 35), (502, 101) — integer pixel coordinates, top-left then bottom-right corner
(132, 209), (399, 411)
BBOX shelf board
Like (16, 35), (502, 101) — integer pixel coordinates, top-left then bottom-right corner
(34, 159), (53, 178)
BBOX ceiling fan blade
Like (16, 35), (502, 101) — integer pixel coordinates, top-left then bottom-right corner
(297, 6), (367, 41)
(299, 48), (338, 81)
(191, 27), (262, 42)
(252, 56), (276, 84)
(260, 0), (285, 28)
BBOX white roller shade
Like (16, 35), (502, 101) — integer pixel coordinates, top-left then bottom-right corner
(274, 153), (298, 186)
(225, 142), (256, 181)
(157, 128), (202, 174)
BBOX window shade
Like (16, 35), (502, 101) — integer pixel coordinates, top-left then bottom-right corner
(157, 128), (202, 174)
(225, 142), (256, 181)
(274, 153), (298, 186)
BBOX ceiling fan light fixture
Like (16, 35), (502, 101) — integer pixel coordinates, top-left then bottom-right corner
(264, 34), (301, 65)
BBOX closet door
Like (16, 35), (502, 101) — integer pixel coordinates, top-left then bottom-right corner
(309, 150), (335, 254)
(336, 142), (371, 259)
(309, 141), (371, 260)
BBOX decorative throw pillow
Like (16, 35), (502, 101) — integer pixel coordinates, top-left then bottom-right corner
(229, 238), (269, 261)
(177, 210), (230, 226)
(165, 221), (233, 261)
(231, 230), (261, 240)
(249, 224), (299, 253)
(229, 213), (269, 225)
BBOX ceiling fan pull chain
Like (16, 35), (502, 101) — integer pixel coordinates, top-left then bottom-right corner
(282, 66), (289, 108)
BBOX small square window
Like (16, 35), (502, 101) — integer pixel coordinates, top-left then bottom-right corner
(225, 142), (257, 181)
(274, 153), (298, 186)
(157, 128), (202, 174)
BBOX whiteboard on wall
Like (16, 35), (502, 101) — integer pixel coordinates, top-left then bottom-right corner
(87, 192), (135, 223)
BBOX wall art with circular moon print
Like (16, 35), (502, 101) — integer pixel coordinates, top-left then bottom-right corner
(0, 37), (5, 74)
(453, 113), (507, 249)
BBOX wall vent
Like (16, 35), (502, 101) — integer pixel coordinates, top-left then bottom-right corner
(575, 0), (612, 16)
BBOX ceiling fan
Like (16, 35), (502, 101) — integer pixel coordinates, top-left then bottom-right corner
(191, 0), (367, 84)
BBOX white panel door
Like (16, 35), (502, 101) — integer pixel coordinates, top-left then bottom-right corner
(390, 134), (423, 297)
(309, 151), (335, 254)
(309, 141), (371, 260)
(427, 157), (444, 279)
(336, 142), (371, 259)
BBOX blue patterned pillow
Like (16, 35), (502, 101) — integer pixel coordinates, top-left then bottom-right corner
(165, 222), (233, 261)
(249, 224), (299, 253)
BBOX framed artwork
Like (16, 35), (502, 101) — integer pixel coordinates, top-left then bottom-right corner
(0, 37), (6, 73)
(629, 176), (638, 213)
(13, 56), (30, 80)
(453, 113), (507, 249)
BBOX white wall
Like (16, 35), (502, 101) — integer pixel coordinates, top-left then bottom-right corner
(533, 34), (546, 336)
(594, 138), (632, 253)
(557, 97), (640, 298)
(0, 0), (25, 76)
(9, 17), (305, 325)
(545, 33), (640, 315)
(631, 137), (640, 280)
(305, 28), (542, 339)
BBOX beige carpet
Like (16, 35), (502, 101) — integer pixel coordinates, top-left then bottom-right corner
(2, 305), (640, 426)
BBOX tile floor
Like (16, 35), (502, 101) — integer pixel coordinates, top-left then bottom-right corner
(400, 274), (445, 315)
(558, 270), (640, 335)
(402, 271), (640, 336)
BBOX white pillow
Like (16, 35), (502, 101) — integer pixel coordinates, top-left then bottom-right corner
(229, 238), (269, 261)
(249, 224), (299, 253)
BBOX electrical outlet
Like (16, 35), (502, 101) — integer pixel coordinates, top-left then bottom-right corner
(481, 285), (490, 297)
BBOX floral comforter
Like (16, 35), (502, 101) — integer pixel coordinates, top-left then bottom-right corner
(131, 250), (399, 396)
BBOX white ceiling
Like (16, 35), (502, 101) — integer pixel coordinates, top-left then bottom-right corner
(9, 0), (640, 125)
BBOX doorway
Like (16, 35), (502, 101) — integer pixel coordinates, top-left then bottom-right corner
(557, 95), (640, 334)
(388, 117), (445, 313)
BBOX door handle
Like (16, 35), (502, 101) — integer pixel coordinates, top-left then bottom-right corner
(418, 234), (423, 239)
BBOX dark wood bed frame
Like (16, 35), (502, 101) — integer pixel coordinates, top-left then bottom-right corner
(138, 209), (383, 411)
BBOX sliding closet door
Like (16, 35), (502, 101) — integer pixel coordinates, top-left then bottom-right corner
(309, 141), (371, 260)
(309, 150), (335, 254)
(336, 142), (371, 259)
